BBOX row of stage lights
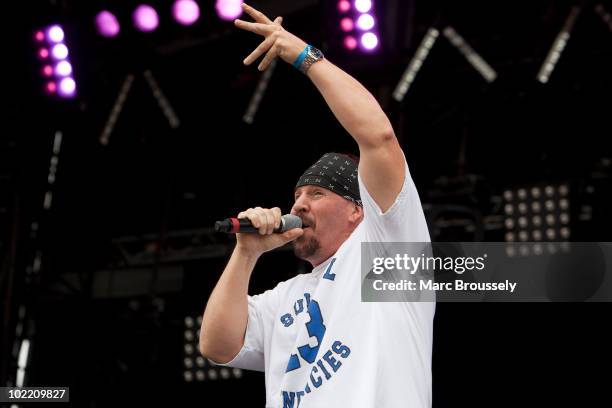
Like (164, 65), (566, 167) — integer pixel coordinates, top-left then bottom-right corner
(34, 25), (76, 98)
(34, 1), (382, 100)
(183, 315), (243, 382)
(95, 0), (243, 37)
(503, 184), (571, 244)
(337, 0), (380, 51)
(33, 1), (244, 99)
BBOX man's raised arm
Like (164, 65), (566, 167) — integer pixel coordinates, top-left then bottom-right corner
(235, 3), (406, 213)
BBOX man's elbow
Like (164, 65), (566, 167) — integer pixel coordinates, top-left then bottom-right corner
(360, 126), (397, 150)
(199, 335), (241, 364)
(379, 126), (396, 144)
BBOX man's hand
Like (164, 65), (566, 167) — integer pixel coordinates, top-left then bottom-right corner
(234, 3), (308, 71)
(235, 207), (304, 258)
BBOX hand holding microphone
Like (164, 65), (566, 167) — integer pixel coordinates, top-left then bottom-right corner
(216, 207), (303, 258)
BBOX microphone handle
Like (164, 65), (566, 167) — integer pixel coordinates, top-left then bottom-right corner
(214, 218), (284, 234)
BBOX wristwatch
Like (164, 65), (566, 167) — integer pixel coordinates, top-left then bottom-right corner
(299, 45), (324, 74)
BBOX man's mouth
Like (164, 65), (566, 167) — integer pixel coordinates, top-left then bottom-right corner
(301, 220), (313, 229)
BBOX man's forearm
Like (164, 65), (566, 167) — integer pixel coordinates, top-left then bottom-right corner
(307, 59), (395, 149)
(199, 247), (259, 363)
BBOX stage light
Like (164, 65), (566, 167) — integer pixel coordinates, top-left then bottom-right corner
(58, 77), (76, 97)
(502, 183), (572, 249)
(51, 44), (68, 60)
(360, 32), (378, 50)
(184, 357), (194, 369)
(173, 0), (200, 26)
(443, 26), (497, 83)
(184, 330), (194, 341)
(95, 11), (121, 38)
(35, 31), (45, 42)
(533, 215), (542, 227)
(344, 36), (358, 50)
(38, 48), (49, 59)
(16, 339), (31, 387)
(46, 81), (57, 93)
(338, 0), (351, 13)
(560, 227), (570, 239)
(340, 17), (354, 32)
(355, 0), (372, 13)
(392, 27), (439, 101)
(42, 65), (53, 77)
(182, 313), (243, 382)
(47, 25), (65, 43)
(356, 14), (375, 30)
(215, 0), (243, 21)
(537, 7), (581, 83)
(55, 61), (72, 76)
(243, 59), (277, 124)
(133, 4), (160, 32)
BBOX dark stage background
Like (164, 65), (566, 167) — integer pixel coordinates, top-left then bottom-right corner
(2, 0), (612, 406)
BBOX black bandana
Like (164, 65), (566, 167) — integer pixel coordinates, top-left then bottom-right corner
(295, 153), (362, 206)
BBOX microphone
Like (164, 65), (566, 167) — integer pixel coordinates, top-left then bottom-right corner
(214, 214), (302, 234)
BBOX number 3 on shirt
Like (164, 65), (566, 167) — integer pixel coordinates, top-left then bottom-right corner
(285, 299), (326, 372)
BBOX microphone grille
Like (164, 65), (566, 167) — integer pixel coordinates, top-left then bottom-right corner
(281, 214), (302, 232)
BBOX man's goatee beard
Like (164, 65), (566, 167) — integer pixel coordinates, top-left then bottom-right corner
(292, 235), (320, 260)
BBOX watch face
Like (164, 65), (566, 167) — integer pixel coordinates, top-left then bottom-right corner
(310, 47), (323, 59)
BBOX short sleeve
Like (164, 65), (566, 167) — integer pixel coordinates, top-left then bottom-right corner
(357, 153), (430, 243)
(208, 288), (278, 372)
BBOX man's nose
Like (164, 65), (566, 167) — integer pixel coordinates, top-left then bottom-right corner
(291, 196), (309, 215)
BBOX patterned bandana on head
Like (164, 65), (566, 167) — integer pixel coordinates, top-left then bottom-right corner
(295, 152), (362, 206)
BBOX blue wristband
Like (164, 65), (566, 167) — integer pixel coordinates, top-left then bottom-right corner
(293, 45), (310, 69)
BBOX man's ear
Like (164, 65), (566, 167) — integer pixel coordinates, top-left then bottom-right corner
(349, 204), (364, 224)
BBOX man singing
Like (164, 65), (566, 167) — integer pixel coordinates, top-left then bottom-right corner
(200, 4), (434, 407)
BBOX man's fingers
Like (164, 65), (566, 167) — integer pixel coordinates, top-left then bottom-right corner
(274, 16), (283, 25)
(262, 211), (275, 235)
(234, 19), (276, 36)
(281, 228), (304, 242)
(244, 36), (275, 65)
(242, 3), (273, 24)
(258, 44), (279, 71)
(272, 207), (282, 230)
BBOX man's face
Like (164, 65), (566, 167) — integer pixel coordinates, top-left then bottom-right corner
(290, 185), (362, 266)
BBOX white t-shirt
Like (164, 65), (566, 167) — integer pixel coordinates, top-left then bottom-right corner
(215, 159), (435, 408)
